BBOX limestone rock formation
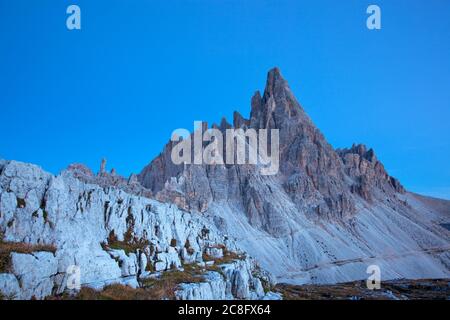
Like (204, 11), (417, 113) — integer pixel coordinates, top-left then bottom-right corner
(138, 68), (406, 229)
(68, 161), (153, 198)
(0, 67), (449, 299)
(0, 160), (275, 299)
(138, 68), (450, 284)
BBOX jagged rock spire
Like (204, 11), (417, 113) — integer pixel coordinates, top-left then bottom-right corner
(233, 111), (249, 128)
(249, 67), (306, 130)
(99, 158), (107, 175)
(263, 67), (288, 98)
(138, 67), (405, 224)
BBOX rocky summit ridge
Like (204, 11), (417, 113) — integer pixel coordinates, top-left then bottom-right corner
(0, 68), (449, 299)
(138, 67), (450, 284)
(139, 68), (407, 228)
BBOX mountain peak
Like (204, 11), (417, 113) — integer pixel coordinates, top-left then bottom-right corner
(249, 67), (304, 129)
(264, 67), (289, 98)
(268, 66), (282, 77)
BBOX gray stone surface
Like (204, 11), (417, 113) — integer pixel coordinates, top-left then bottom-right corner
(137, 68), (450, 285)
(0, 160), (270, 299)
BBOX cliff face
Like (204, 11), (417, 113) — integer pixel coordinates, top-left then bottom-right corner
(0, 160), (277, 300)
(138, 68), (407, 231)
(138, 68), (450, 284)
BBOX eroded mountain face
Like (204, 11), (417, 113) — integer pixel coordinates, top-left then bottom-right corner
(1, 68), (447, 300)
(136, 68), (449, 285)
(138, 68), (405, 233)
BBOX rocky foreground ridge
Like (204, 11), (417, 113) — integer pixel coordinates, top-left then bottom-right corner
(0, 160), (279, 300)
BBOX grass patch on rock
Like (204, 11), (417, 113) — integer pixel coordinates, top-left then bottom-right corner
(0, 234), (56, 273)
(141, 268), (206, 299)
(55, 267), (208, 300)
(101, 230), (149, 255)
(50, 284), (153, 300)
(202, 246), (246, 265)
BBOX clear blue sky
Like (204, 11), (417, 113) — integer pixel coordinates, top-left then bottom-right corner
(0, 0), (449, 199)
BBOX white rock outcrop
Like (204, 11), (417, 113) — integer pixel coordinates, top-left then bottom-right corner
(175, 259), (275, 300)
(0, 160), (273, 300)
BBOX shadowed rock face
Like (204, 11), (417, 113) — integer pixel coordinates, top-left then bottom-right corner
(136, 68), (449, 286)
(337, 144), (405, 203)
(138, 68), (404, 231)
